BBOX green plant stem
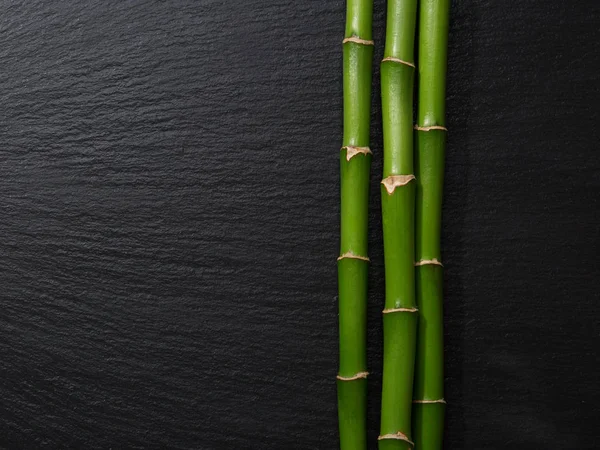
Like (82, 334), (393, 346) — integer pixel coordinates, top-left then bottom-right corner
(338, 0), (373, 448)
(379, 0), (418, 449)
(413, 0), (450, 449)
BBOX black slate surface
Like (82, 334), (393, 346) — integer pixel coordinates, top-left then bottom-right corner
(1, 1), (599, 449)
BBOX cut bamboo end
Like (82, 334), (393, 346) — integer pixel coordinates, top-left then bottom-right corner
(414, 125), (448, 132)
(341, 146), (372, 161)
(381, 56), (415, 68)
(381, 175), (416, 194)
(415, 258), (443, 267)
(413, 398), (446, 404)
(342, 36), (375, 46)
(382, 307), (418, 314)
(336, 371), (369, 381)
(337, 252), (370, 262)
(378, 431), (414, 447)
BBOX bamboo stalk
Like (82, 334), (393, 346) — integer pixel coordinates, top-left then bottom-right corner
(412, 0), (451, 448)
(378, 0), (418, 448)
(337, 0), (373, 447)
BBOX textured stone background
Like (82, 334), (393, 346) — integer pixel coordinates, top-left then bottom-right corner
(0, 1), (598, 448)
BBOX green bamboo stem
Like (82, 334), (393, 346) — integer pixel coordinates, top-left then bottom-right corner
(378, 0), (418, 449)
(337, 0), (373, 448)
(413, 0), (451, 449)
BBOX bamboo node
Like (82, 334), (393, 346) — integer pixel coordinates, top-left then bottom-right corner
(341, 146), (372, 161)
(414, 125), (448, 132)
(336, 371), (369, 381)
(382, 307), (418, 314)
(342, 36), (375, 46)
(381, 175), (415, 194)
(415, 258), (443, 267)
(337, 252), (370, 262)
(378, 431), (414, 446)
(381, 56), (415, 68)
(413, 398), (446, 404)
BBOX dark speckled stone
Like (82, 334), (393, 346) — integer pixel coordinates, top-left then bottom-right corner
(0, 1), (598, 448)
